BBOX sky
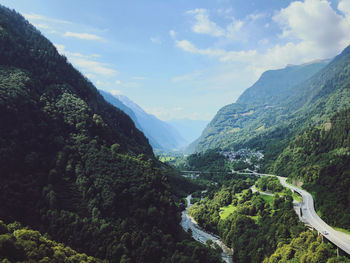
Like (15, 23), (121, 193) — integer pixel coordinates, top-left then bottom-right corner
(1, 0), (350, 121)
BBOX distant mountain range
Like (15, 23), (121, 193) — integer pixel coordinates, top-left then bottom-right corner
(100, 91), (188, 151)
(166, 118), (209, 143)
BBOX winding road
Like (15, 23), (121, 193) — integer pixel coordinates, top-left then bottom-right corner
(181, 170), (350, 256)
(253, 173), (350, 256)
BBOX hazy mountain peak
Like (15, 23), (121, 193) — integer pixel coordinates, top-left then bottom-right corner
(101, 92), (188, 151)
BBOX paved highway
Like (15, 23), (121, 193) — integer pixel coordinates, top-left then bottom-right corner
(184, 170), (350, 255)
(254, 173), (350, 255)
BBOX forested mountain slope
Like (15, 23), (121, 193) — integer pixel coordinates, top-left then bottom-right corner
(274, 106), (350, 230)
(264, 231), (349, 263)
(191, 60), (328, 154)
(237, 60), (330, 106)
(0, 6), (221, 263)
(0, 220), (104, 262)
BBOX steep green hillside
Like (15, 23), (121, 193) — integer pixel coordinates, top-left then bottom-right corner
(0, 220), (104, 262)
(0, 6), (221, 263)
(263, 231), (349, 263)
(274, 107), (350, 230)
(192, 60), (328, 154)
(237, 61), (329, 106)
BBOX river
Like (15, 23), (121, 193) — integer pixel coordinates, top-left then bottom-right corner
(180, 195), (233, 263)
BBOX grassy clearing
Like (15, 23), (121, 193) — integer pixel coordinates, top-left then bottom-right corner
(256, 184), (303, 203)
(260, 193), (273, 204)
(219, 189), (250, 219)
(158, 156), (175, 162)
(292, 192), (302, 202)
(220, 188), (274, 220)
(334, 227), (350, 235)
(220, 204), (237, 220)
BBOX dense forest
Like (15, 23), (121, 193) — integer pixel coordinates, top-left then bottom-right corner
(255, 176), (284, 193)
(188, 179), (306, 263)
(0, 6), (222, 263)
(0, 220), (104, 262)
(274, 106), (350, 231)
(264, 231), (350, 263)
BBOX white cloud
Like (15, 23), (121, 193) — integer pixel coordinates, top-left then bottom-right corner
(64, 31), (105, 41)
(273, 0), (350, 54)
(31, 23), (50, 29)
(54, 43), (101, 59)
(169, 30), (176, 38)
(70, 57), (117, 77)
(186, 8), (245, 39)
(84, 73), (96, 79)
(150, 36), (162, 44)
(54, 44), (117, 77)
(115, 80), (122, 85)
(174, 107), (183, 112)
(339, 0), (350, 15)
(247, 13), (266, 21)
(23, 13), (71, 24)
(225, 20), (244, 39)
(177, 0), (350, 80)
(175, 39), (256, 62)
(258, 38), (269, 45)
(187, 8), (225, 37)
(54, 43), (65, 54)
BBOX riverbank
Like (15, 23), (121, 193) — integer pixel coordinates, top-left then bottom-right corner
(180, 195), (233, 263)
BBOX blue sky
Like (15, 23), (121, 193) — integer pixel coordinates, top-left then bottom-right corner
(1, 0), (350, 120)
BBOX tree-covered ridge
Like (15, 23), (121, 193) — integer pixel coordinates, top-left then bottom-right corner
(188, 181), (305, 263)
(237, 61), (329, 106)
(256, 176), (284, 193)
(0, 5), (151, 155)
(187, 150), (230, 173)
(0, 5), (222, 263)
(263, 231), (350, 263)
(274, 106), (350, 231)
(0, 220), (105, 263)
